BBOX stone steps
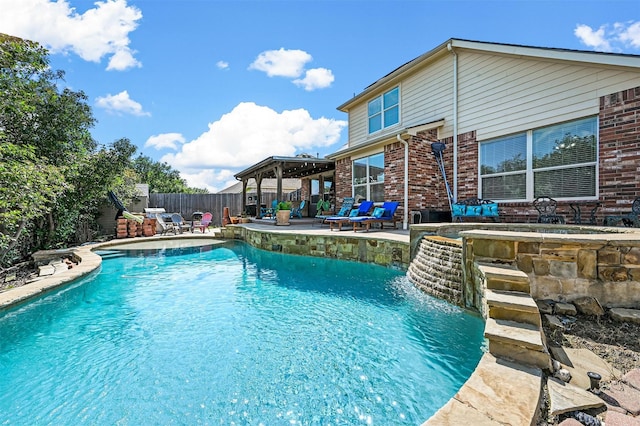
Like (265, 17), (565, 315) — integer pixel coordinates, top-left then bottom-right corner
(479, 264), (550, 370)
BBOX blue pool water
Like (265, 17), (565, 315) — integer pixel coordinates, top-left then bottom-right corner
(0, 241), (485, 425)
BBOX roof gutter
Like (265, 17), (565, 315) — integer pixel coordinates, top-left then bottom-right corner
(447, 41), (458, 202)
(396, 134), (409, 230)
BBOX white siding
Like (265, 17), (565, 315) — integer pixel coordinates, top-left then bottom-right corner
(457, 51), (640, 140)
(347, 56), (455, 148)
(343, 47), (640, 151)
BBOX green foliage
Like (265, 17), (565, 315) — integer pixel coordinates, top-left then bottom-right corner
(132, 154), (208, 194)
(277, 201), (292, 211)
(316, 199), (330, 213)
(0, 34), (207, 267)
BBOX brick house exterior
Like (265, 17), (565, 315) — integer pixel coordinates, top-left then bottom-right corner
(326, 39), (640, 228)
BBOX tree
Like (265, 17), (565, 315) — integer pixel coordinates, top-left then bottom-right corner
(132, 155), (208, 194)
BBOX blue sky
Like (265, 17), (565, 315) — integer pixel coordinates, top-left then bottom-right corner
(1, 0), (639, 192)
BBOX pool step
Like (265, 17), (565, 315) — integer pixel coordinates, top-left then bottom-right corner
(481, 264), (530, 293)
(484, 318), (550, 370)
(485, 289), (541, 327)
(94, 250), (126, 259)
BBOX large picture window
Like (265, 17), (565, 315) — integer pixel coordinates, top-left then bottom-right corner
(480, 117), (598, 201)
(353, 153), (384, 202)
(368, 87), (399, 134)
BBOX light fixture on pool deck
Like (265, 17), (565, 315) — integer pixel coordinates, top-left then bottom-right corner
(587, 371), (601, 394)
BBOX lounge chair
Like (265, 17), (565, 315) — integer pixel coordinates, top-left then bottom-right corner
(155, 213), (175, 235)
(171, 213), (192, 233)
(326, 200), (374, 231)
(314, 197), (355, 226)
(290, 200), (306, 219)
(193, 212), (212, 233)
(350, 201), (400, 232)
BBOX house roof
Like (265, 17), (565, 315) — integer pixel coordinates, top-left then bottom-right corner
(218, 178), (301, 194)
(337, 38), (640, 112)
(234, 156), (335, 181)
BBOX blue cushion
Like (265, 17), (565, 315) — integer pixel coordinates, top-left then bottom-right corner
(372, 207), (386, 218)
(452, 204), (466, 217)
(348, 209), (359, 217)
(337, 206), (349, 216)
(466, 205), (482, 216)
(481, 203), (499, 217)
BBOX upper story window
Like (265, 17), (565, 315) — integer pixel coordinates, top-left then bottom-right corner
(368, 87), (399, 134)
(480, 117), (598, 201)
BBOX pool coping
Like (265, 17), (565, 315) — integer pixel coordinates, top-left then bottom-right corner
(0, 227), (543, 425)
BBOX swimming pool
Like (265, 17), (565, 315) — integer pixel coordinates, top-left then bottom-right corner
(0, 241), (485, 425)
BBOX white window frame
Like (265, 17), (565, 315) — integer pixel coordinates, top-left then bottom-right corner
(352, 153), (385, 202)
(479, 117), (599, 202)
(367, 86), (400, 134)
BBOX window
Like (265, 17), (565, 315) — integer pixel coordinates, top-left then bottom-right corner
(368, 87), (399, 134)
(353, 153), (384, 202)
(480, 117), (598, 201)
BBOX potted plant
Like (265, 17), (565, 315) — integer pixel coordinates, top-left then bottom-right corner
(275, 201), (292, 226)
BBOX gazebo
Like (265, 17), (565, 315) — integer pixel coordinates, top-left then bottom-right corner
(234, 155), (335, 218)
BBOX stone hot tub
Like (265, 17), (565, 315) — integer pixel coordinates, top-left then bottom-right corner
(409, 223), (640, 312)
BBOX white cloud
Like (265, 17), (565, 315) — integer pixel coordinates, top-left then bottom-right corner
(575, 21), (640, 52)
(95, 90), (150, 116)
(293, 68), (335, 91)
(145, 133), (185, 150)
(0, 0), (142, 70)
(619, 21), (640, 48)
(216, 60), (229, 70)
(180, 169), (237, 193)
(161, 101), (346, 174)
(249, 48), (312, 78)
(574, 24), (611, 51)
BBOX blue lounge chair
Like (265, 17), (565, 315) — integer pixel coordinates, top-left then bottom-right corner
(314, 197), (354, 226)
(350, 201), (400, 232)
(326, 200), (374, 231)
(290, 200), (306, 219)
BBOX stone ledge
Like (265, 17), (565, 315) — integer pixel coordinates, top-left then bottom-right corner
(424, 353), (543, 425)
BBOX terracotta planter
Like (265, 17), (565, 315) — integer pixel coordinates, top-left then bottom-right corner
(276, 210), (291, 226)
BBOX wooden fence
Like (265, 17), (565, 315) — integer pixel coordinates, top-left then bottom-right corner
(148, 193), (277, 226)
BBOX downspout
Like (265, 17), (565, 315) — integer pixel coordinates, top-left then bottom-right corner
(447, 42), (458, 202)
(396, 134), (409, 230)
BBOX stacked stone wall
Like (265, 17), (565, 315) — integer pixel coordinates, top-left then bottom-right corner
(462, 230), (640, 309)
(221, 225), (409, 269)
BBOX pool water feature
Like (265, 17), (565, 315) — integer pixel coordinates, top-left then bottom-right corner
(0, 241), (485, 425)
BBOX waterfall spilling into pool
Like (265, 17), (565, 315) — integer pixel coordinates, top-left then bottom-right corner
(407, 236), (464, 306)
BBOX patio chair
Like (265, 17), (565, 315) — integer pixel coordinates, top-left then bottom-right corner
(603, 197), (640, 227)
(314, 197), (354, 226)
(155, 213), (175, 235)
(260, 200), (278, 219)
(533, 196), (565, 224)
(171, 213), (193, 233)
(350, 201), (400, 232)
(326, 201), (374, 231)
(193, 212), (212, 233)
(290, 200), (306, 219)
